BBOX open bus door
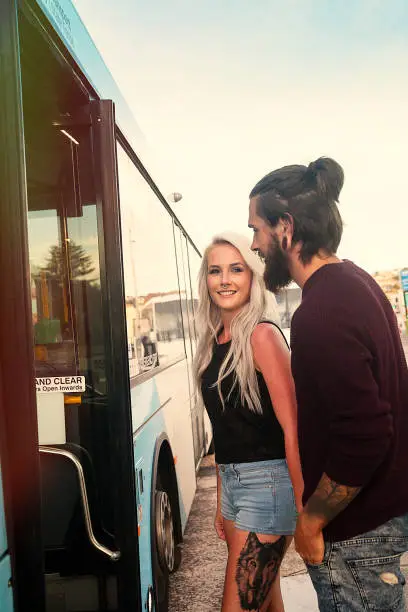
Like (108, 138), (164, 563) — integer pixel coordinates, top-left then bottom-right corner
(0, 1), (142, 610)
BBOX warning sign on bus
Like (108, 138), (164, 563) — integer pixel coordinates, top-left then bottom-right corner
(35, 376), (86, 394)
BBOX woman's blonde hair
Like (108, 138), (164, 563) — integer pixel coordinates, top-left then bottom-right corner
(193, 231), (280, 414)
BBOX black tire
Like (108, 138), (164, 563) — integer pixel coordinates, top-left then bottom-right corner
(155, 488), (175, 573)
(172, 543), (182, 574)
(153, 473), (182, 611)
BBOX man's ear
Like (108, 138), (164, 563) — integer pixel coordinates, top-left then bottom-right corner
(282, 213), (294, 237)
(281, 213), (294, 251)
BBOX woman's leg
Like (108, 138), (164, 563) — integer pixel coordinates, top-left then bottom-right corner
(266, 537), (293, 612)
(222, 518), (291, 611)
(265, 571), (283, 612)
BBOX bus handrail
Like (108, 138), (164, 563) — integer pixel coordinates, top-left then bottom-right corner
(39, 445), (121, 562)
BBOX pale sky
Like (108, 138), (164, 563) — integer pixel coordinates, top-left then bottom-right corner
(72, 0), (408, 274)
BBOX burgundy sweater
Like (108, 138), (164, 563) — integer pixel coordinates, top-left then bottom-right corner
(291, 261), (408, 542)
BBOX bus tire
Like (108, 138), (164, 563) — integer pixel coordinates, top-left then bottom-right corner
(155, 472), (182, 574)
(153, 471), (182, 610)
(155, 486), (175, 573)
(152, 438), (183, 611)
(153, 474), (170, 611)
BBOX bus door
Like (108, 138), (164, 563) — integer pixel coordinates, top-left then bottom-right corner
(8, 3), (142, 611)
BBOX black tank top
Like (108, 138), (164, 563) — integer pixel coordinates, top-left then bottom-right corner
(201, 322), (286, 464)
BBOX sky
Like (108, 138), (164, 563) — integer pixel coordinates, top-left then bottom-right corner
(72, 0), (408, 275)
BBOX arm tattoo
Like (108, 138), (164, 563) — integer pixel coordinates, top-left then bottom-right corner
(235, 533), (286, 611)
(305, 472), (361, 525)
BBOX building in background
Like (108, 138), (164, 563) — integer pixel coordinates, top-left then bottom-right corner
(275, 284), (302, 330)
(372, 269), (407, 333)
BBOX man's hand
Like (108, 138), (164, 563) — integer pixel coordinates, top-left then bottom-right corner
(295, 473), (361, 565)
(294, 512), (325, 565)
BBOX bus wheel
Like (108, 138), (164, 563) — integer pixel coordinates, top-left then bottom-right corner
(155, 488), (175, 573)
(153, 463), (182, 611)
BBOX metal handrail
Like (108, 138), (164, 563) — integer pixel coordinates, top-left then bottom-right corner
(39, 445), (120, 561)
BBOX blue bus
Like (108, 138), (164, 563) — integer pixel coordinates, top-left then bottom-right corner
(0, 1), (211, 610)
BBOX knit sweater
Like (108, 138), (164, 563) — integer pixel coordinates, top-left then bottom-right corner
(291, 261), (408, 541)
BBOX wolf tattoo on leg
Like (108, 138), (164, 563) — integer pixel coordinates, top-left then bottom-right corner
(235, 532), (286, 611)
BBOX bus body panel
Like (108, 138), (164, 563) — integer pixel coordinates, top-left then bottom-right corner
(0, 555), (13, 612)
(131, 362), (197, 602)
(0, 466), (7, 558)
(132, 412), (163, 609)
(133, 412), (195, 605)
(131, 362), (196, 524)
(0, 466), (12, 611)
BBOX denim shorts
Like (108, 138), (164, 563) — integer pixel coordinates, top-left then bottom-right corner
(219, 459), (297, 535)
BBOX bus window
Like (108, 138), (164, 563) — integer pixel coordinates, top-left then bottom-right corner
(116, 143), (185, 379)
(23, 90), (106, 394)
(29, 197), (78, 375)
(24, 94), (103, 393)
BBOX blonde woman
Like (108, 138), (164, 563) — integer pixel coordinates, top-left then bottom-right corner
(194, 232), (303, 612)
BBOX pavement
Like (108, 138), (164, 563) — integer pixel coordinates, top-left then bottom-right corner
(168, 456), (321, 611)
(169, 456), (226, 611)
(170, 332), (408, 610)
(170, 454), (408, 611)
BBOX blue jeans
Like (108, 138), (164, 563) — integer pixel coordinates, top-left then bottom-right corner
(307, 513), (408, 611)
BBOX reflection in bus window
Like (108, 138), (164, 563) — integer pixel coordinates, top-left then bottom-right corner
(27, 191), (104, 384)
(28, 206), (78, 375)
(117, 144), (185, 378)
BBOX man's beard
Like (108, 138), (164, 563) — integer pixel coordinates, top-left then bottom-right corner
(263, 234), (292, 293)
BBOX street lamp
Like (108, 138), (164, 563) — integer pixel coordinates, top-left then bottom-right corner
(168, 192), (183, 203)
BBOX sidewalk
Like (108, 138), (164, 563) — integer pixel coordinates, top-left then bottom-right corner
(170, 455), (407, 611)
